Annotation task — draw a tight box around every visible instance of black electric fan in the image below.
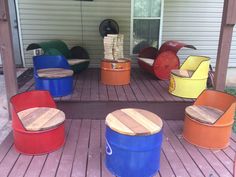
[99,19,119,38]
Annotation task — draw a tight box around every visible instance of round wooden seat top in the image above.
[17,107,65,131]
[37,68,73,78]
[185,105,224,124]
[171,69,194,78]
[105,108,163,136]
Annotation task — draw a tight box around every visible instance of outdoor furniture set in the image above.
[9,89,236,176]
[14,39,234,176]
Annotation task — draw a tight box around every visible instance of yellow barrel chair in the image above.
[169,56,210,98]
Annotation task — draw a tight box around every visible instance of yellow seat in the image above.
[169,56,210,98]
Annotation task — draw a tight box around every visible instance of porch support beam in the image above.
[214,0,236,91]
[0,0,18,114]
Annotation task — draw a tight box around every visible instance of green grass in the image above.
[225,87,236,133]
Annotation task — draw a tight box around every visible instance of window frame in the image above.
[130,0,164,55]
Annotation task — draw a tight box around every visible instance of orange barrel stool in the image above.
[183,90,236,149]
[10,90,66,155]
[101,59,131,85]
[105,108,163,177]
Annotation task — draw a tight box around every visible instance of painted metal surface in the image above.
[183,89,236,149]
[10,90,65,155]
[105,126,163,177]
[169,56,210,98]
[138,41,196,80]
[101,59,131,85]
[33,55,73,97]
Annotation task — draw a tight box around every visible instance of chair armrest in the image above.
[158,41,196,55]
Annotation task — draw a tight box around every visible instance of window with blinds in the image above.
[131,0,163,54]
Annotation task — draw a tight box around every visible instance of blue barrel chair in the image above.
[33,55,74,97]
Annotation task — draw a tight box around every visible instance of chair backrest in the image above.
[33,55,71,71]
[180,56,210,79]
[194,89,236,125]
[10,90,56,130]
[158,41,196,56]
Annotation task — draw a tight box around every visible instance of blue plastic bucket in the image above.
[105,126,163,177]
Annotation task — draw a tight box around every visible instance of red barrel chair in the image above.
[10,90,65,155]
[137,41,196,80]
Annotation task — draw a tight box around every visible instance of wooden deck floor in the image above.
[19,68,194,103]
[0,119,235,177]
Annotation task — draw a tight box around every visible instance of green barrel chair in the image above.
[27,40,90,73]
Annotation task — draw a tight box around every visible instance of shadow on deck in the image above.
[19,68,194,120]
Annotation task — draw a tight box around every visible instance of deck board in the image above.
[132,69,155,101]
[24,155,48,177]
[40,120,71,177]
[172,121,232,177]
[167,121,219,176]
[0,119,234,177]
[19,68,194,103]
[137,70,164,102]
[56,120,81,177]
[8,154,32,177]
[91,69,100,101]
[71,120,91,177]
[163,121,204,176]
[87,120,101,177]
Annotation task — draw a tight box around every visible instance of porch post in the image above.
[214,0,236,91]
[0,0,18,114]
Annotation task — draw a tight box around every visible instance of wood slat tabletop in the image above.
[106,108,163,135]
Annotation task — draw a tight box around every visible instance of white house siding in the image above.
[163,0,236,67]
[18,0,236,67]
[17,0,131,67]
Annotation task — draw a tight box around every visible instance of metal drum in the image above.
[105,108,163,177]
[100,59,131,85]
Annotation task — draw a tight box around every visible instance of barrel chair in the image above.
[33,55,74,97]
[27,40,90,73]
[169,56,210,98]
[10,90,66,155]
[183,89,236,149]
[137,41,196,80]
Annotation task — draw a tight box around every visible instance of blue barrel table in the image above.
[105,108,163,177]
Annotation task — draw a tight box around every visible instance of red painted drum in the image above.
[10,90,65,155]
[153,51,180,80]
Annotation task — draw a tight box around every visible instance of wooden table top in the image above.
[171,69,194,78]
[105,108,163,136]
[17,107,65,131]
[185,105,224,124]
[37,68,73,78]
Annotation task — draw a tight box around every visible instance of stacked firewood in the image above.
[103,34,124,60]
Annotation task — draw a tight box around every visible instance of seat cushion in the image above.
[138,57,154,66]
[185,105,224,124]
[37,68,73,78]
[17,107,65,131]
[67,59,90,66]
[171,69,194,78]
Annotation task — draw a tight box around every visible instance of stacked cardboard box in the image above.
[104,34,124,60]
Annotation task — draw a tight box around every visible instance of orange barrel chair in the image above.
[183,89,236,149]
[169,56,210,98]
[137,41,196,80]
[10,90,66,155]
